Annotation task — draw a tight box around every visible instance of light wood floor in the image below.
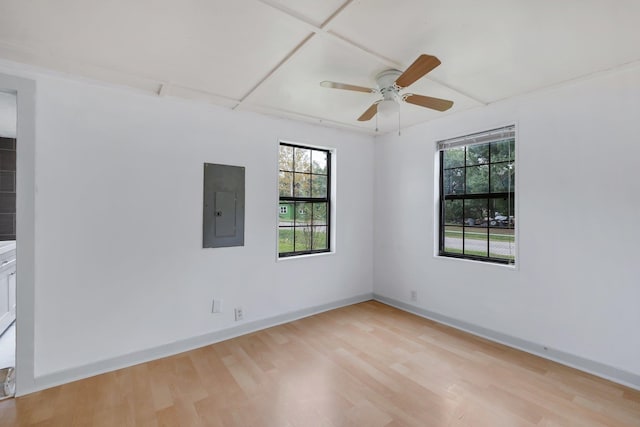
[0,301,638,426]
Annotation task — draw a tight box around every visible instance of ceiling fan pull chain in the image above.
[375,113,379,132]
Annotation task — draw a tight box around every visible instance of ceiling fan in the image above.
[320,54,453,122]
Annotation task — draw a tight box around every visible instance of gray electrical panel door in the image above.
[203,163,245,248]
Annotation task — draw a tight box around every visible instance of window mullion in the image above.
[439,150,445,253]
[463,146,467,256]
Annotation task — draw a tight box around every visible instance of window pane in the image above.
[490,162,514,193]
[466,143,489,165]
[279,145,293,171]
[278,228,294,253]
[313,203,327,225]
[444,225,463,254]
[293,173,311,197]
[294,148,311,172]
[294,227,312,252]
[444,168,464,195]
[490,228,515,261]
[489,197,514,228]
[443,199,463,225]
[464,198,487,227]
[294,202,312,225]
[312,226,328,250]
[489,197,515,228]
[439,127,515,264]
[279,171,293,197]
[279,202,294,226]
[466,165,489,194]
[443,147,465,168]
[491,139,515,162]
[312,175,327,198]
[488,196,515,260]
[464,226,488,257]
[312,150,328,174]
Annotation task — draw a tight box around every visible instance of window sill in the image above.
[277,250,335,262]
[434,254,518,270]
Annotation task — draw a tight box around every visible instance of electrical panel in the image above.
[203,163,245,248]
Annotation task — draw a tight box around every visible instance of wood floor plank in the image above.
[0,301,638,426]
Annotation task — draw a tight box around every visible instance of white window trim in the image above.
[432,123,520,269]
[275,140,337,261]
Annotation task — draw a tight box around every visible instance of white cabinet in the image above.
[8,268,15,319]
[0,259,16,336]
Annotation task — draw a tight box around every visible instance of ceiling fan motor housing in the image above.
[376,69,402,101]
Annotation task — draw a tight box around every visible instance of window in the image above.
[438,125,516,264]
[278,143,331,257]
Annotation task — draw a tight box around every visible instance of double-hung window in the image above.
[438,125,516,264]
[278,143,331,257]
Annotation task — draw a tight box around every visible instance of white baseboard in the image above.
[23,292,639,395]
[22,293,374,396]
[373,293,640,391]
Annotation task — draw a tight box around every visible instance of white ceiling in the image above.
[0,0,638,134]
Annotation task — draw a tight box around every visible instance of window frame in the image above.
[437,126,516,265]
[278,142,332,258]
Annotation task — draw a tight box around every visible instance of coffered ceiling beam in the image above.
[234,0,357,109]
[235,0,486,109]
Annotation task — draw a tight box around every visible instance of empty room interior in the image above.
[0,0,638,425]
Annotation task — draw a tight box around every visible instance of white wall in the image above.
[0,91,16,138]
[1,68,374,380]
[374,65,640,379]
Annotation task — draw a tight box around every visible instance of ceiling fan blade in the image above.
[357,103,379,121]
[403,94,453,112]
[395,55,441,88]
[320,81,376,93]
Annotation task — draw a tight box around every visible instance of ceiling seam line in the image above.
[255,0,354,33]
[318,0,355,29]
[233,32,316,109]
[236,0,356,109]
[255,0,322,32]
[0,40,244,104]
[254,0,398,67]
[425,77,488,105]
[165,83,241,104]
[484,57,640,107]
[0,40,171,89]
[251,0,483,105]
[244,103,373,133]
[320,32,402,69]
[316,31,486,104]
[322,32,487,103]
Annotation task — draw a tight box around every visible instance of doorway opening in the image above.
[0,90,17,398]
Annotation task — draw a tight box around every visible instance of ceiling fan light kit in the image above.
[319,54,454,133]
[377,99,399,116]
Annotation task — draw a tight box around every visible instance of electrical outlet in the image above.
[410,290,418,302]
[234,307,244,321]
[211,299,222,313]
